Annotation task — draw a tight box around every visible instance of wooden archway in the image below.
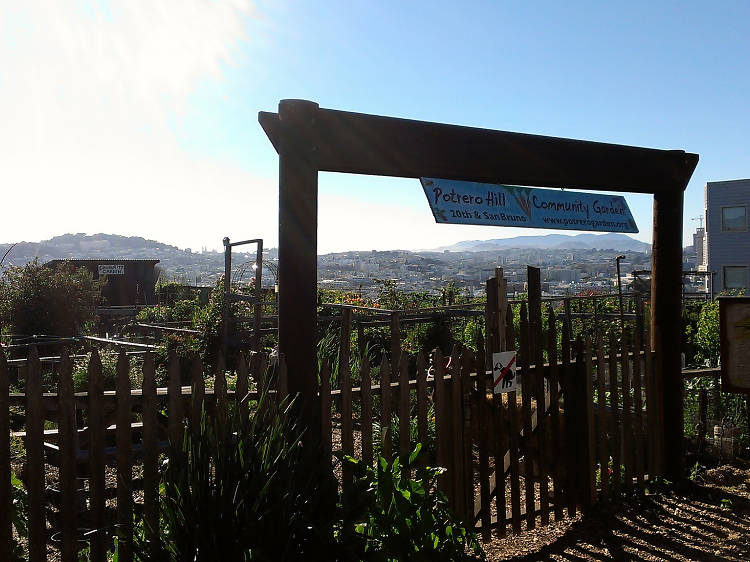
[259,100,698,480]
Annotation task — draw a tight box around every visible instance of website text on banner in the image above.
[420,178,638,233]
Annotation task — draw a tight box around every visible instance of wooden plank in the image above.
[478,373,491,540]
[390,311,401,375]
[494,389,508,537]
[486,276,498,372]
[532,305,549,525]
[632,324,645,491]
[87,350,106,562]
[278,354,289,403]
[214,351,227,426]
[26,347,46,562]
[506,305,522,534]
[116,351,133,562]
[527,266,543,369]
[191,354,205,434]
[380,354,392,462]
[462,350,475,519]
[450,346,464,517]
[496,268,507,352]
[341,309,354,485]
[620,330,634,492]
[142,352,159,550]
[547,307,565,521]
[236,351,249,420]
[608,331,621,488]
[399,351,410,461]
[320,360,332,463]
[167,350,184,448]
[0,347,12,562]
[433,349,450,499]
[58,350,78,562]
[595,336,609,495]
[583,337,596,507]
[259,103,698,194]
[519,303,536,530]
[561,315,576,517]
[416,353,428,451]
[360,357,373,466]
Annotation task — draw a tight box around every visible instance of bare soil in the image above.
[482,460,750,561]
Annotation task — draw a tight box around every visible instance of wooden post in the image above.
[527,266,542,364]
[0,348,11,562]
[142,353,159,552]
[87,351,106,562]
[58,351,77,562]
[167,350,184,447]
[341,309,353,484]
[116,351,133,562]
[278,99,320,440]
[651,189,684,480]
[26,347,45,562]
[361,357,373,466]
[223,237,231,361]
[253,239,263,352]
[496,267,507,352]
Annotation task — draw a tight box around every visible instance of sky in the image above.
[2,0,750,254]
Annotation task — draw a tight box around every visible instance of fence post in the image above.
[142,352,159,552]
[26,347,46,562]
[167,350,184,447]
[115,351,133,562]
[88,350,106,562]
[341,308,354,485]
[582,337,596,507]
[0,347,11,562]
[380,354,392,462]
[519,303,536,530]
[58,350,78,562]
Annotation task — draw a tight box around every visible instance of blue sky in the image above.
[3,1,750,252]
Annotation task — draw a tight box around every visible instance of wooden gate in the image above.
[436,268,662,539]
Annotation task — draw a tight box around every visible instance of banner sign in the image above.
[420,178,638,233]
[98,264,125,275]
[492,351,518,394]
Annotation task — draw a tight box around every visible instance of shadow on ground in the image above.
[499,481,750,562]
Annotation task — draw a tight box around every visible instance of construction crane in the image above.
[691,215,704,229]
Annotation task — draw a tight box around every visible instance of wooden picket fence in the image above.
[320,279,662,540]
[0,346,287,562]
[0,274,663,559]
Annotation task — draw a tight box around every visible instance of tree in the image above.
[0,259,101,338]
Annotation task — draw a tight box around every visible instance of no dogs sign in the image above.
[492,351,518,394]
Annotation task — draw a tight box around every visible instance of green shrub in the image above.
[0,259,100,339]
[134,392,342,561]
[340,445,484,561]
[11,472,28,561]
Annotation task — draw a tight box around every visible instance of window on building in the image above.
[721,206,746,231]
[724,266,748,290]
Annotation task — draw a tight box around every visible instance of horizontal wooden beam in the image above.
[259,102,698,194]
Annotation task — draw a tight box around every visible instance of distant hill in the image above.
[0,233,177,263]
[433,233,650,253]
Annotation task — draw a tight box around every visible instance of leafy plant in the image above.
[11,472,28,561]
[133,391,342,561]
[340,445,484,561]
[0,259,100,339]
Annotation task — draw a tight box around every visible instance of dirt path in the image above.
[482,462,750,561]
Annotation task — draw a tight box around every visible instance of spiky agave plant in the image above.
[134,388,342,561]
